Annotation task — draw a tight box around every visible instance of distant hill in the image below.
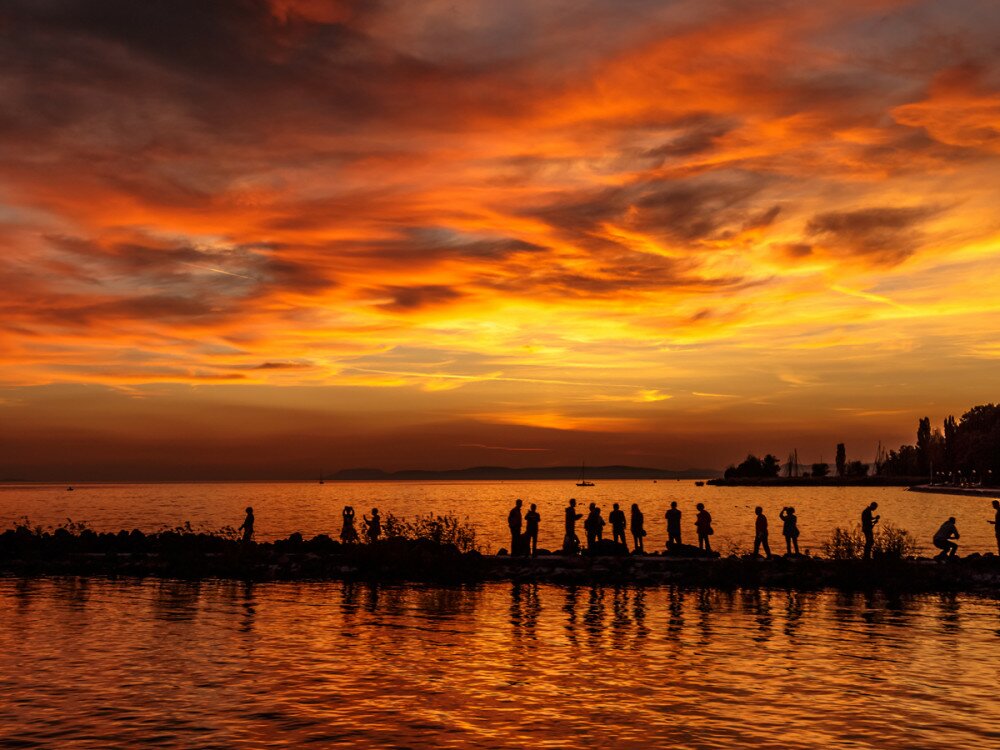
[332,465,719,481]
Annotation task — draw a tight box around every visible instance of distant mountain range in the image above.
[331,465,719,481]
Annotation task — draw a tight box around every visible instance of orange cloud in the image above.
[3,0,1000,477]
[893,64,1000,152]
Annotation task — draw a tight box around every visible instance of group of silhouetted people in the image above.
[507,498,729,556]
[237,504,383,545]
[506,498,792,557]
[340,505,382,544]
[236,495,1000,560]
[502,497,1000,560]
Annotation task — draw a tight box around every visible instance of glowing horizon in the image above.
[3,0,1000,480]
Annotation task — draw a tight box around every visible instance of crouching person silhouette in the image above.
[933,517,959,560]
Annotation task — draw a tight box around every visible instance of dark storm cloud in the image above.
[805,205,943,264]
[375,284,464,311]
[742,205,782,231]
[475,250,762,300]
[349,228,547,264]
[640,115,739,164]
[251,361,314,370]
[46,234,335,296]
[0,0,542,160]
[30,294,220,326]
[778,242,814,259]
[530,174,775,248]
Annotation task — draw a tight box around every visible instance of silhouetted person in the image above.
[584,503,605,548]
[695,503,713,552]
[780,506,800,555]
[508,499,523,554]
[609,503,627,546]
[525,503,541,556]
[341,506,359,543]
[990,500,1000,555]
[933,517,959,560]
[564,498,582,554]
[631,503,645,553]
[665,502,682,547]
[753,506,771,559]
[365,507,381,543]
[861,502,880,560]
[239,506,255,544]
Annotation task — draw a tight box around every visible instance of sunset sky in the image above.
[3,0,1000,480]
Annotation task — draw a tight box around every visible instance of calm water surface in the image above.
[1,579,999,749]
[2,480,998,555]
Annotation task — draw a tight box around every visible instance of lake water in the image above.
[2,481,998,556]
[1,578,999,749]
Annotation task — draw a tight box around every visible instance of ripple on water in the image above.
[1,580,999,749]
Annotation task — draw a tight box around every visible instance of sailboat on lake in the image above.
[576,463,595,487]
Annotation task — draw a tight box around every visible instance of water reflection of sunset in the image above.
[2,580,998,748]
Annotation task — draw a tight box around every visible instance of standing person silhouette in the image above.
[695,503,713,553]
[340,506,359,543]
[630,503,645,553]
[753,506,771,559]
[238,506,255,544]
[665,501,682,548]
[564,498,582,554]
[584,503,605,549]
[780,507,800,555]
[508,499,524,555]
[990,500,1000,555]
[525,503,541,556]
[933,517,959,560]
[365,507,381,543]
[609,503,627,547]
[861,502,880,560]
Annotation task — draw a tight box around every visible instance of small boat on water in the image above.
[576,463,595,487]
[695,481,705,487]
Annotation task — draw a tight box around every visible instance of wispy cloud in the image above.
[2,0,1000,475]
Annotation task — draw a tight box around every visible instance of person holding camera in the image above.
[779,506,800,556]
[861,502,880,560]
[340,505,359,543]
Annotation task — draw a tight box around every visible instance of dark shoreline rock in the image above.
[3,527,1000,594]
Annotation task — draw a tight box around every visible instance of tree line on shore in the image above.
[723,402,1000,483]
[877,403,1000,482]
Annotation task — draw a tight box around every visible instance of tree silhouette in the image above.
[835,443,846,478]
[917,416,932,475]
[811,462,830,478]
[724,453,782,479]
[877,404,1000,482]
[943,414,957,473]
[846,460,869,477]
